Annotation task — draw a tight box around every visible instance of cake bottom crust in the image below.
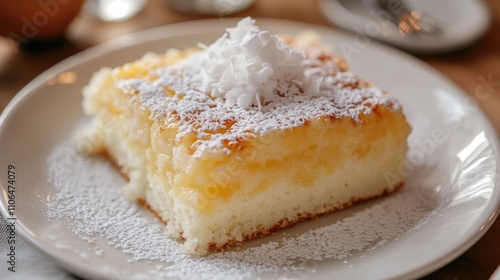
[138,179,404,253]
[214,181,405,251]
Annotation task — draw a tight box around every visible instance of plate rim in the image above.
[0,17,499,280]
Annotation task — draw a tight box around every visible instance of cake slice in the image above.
[80,17,411,255]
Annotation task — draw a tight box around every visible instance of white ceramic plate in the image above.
[0,19,499,280]
[319,0,491,53]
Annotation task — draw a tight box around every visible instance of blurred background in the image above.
[0,0,498,279]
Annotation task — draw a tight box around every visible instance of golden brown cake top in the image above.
[117,18,402,157]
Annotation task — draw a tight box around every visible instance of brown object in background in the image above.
[0,0,84,43]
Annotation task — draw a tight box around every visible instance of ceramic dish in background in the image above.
[319,0,491,53]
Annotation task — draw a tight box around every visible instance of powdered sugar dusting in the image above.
[45,135,443,279]
[116,18,401,157]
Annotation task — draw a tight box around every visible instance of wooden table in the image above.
[0,0,498,279]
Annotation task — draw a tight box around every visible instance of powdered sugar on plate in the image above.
[45,116,447,280]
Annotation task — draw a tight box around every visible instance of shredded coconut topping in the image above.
[116,17,401,157]
[197,17,314,109]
